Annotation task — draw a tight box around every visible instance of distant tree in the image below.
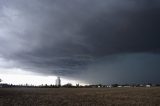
[155,84,160,86]
[112,84,119,87]
[63,83,73,88]
[76,84,79,87]
[0,78,2,82]
[25,83,28,86]
[45,84,48,87]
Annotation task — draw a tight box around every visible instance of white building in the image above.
[55,76,61,86]
[118,86,122,88]
[146,85,151,88]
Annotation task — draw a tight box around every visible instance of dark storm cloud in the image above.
[78,53,160,84]
[0,0,160,83]
[82,3,160,56]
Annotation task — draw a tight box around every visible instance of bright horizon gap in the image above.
[0,68,87,86]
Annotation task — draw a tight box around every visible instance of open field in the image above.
[0,88,160,106]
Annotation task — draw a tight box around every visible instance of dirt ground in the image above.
[0,87,160,106]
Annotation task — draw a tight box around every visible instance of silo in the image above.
[55,76,61,86]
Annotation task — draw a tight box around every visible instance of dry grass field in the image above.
[0,87,160,106]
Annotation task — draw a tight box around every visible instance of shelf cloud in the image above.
[0,0,160,84]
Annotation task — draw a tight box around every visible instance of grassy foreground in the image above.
[0,87,160,106]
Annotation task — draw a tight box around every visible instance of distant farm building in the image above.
[146,85,151,88]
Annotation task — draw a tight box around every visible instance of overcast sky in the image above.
[0,0,160,84]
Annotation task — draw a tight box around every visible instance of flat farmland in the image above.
[0,87,160,106]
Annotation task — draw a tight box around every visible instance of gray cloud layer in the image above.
[0,0,160,84]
